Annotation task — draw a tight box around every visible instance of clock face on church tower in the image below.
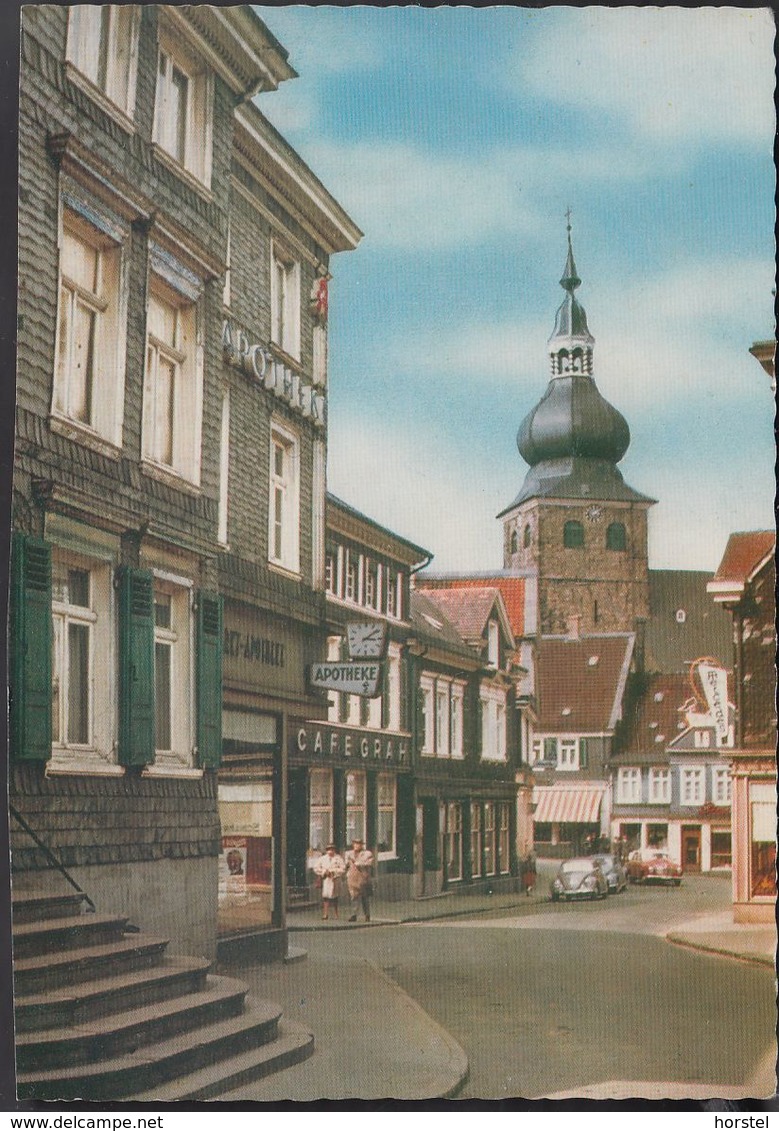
[586,505,603,522]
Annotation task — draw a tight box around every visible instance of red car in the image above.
[626,848,683,886]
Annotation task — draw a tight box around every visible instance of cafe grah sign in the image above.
[293,722,409,766]
[223,319,325,427]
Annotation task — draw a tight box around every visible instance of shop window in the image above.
[142,285,202,484]
[498,803,511,874]
[534,823,552,843]
[484,802,497,877]
[470,803,483,878]
[270,241,301,359]
[564,520,584,549]
[154,31,212,186]
[54,214,125,447]
[711,830,732,868]
[649,767,671,803]
[309,768,333,855]
[750,783,777,897]
[268,422,300,573]
[713,767,731,804]
[377,773,396,857]
[617,767,642,804]
[151,580,193,773]
[446,802,463,882]
[680,767,704,805]
[66,5,139,119]
[49,553,114,774]
[606,522,627,551]
[345,771,366,844]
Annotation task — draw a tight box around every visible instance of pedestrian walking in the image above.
[345,838,374,921]
[313,843,345,921]
[521,850,537,896]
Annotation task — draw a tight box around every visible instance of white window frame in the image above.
[420,676,435,755]
[218,388,230,545]
[558,738,578,771]
[387,644,402,732]
[147,574,195,776]
[435,683,450,758]
[694,729,711,749]
[268,420,300,574]
[480,685,508,762]
[377,773,397,859]
[680,766,705,806]
[66,5,139,122]
[326,636,341,723]
[531,738,542,766]
[49,552,118,776]
[325,549,338,596]
[142,281,203,486]
[153,28,213,187]
[649,767,671,804]
[309,768,333,855]
[487,620,499,667]
[450,683,464,759]
[617,767,642,804]
[345,770,366,844]
[712,767,732,805]
[270,241,301,360]
[53,212,127,451]
[446,802,463,882]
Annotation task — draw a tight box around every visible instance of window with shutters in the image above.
[49,552,116,774]
[269,421,300,573]
[142,283,202,485]
[66,5,139,122]
[10,536,53,763]
[196,592,222,769]
[153,28,213,187]
[53,213,126,450]
[148,578,194,775]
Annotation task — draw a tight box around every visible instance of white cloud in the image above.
[517,8,775,148]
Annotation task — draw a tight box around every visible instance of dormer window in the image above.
[487,620,499,667]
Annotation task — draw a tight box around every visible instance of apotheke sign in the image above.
[222,319,325,426]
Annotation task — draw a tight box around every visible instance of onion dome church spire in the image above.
[500,218,653,513]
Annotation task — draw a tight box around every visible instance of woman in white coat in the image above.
[314,843,346,920]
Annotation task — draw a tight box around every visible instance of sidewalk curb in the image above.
[666,932,776,968]
[364,958,469,1099]
[288,897,531,932]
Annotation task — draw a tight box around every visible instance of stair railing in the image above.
[10,803,97,914]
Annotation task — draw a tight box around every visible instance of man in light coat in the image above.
[345,838,374,922]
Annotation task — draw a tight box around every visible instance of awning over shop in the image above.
[533,784,605,825]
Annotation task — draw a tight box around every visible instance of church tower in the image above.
[499,222,655,636]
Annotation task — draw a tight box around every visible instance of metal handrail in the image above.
[10,803,97,913]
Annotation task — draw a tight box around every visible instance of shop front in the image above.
[218,600,325,959]
[288,720,415,902]
[729,750,777,923]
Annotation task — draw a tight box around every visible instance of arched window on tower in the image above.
[523,524,532,548]
[510,529,518,555]
[563,520,584,549]
[606,522,627,551]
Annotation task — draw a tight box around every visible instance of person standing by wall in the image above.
[314,843,345,921]
[345,839,374,922]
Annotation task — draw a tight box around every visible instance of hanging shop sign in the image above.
[691,658,730,742]
[308,661,382,697]
[294,722,408,765]
[222,319,325,427]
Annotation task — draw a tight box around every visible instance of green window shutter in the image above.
[196,590,223,768]
[380,660,389,729]
[118,567,155,766]
[360,695,370,727]
[10,533,52,761]
[474,692,483,756]
[399,653,408,731]
[579,738,589,770]
[339,637,349,722]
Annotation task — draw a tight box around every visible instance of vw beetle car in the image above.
[626,847,683,886]
[591,853,628,894]
[550,857,609,901]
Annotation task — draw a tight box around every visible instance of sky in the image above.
[254,5,776,573]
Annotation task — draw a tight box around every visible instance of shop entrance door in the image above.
[682,825,702,872]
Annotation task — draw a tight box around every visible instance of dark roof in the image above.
[711,531,775,587]
[498,456,656,514]
[409,591,478,661]
[614,673,693,763]
[644,569,732,674]
[326,493,431,565]
[415,575,526,637]
[536,633,634,733]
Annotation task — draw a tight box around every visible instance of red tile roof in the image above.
[712,531,775,586]
[536,634,634,733]
[415,586,502,643]
[415,575,525,636]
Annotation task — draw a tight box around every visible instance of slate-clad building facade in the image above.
[11,4,359,960]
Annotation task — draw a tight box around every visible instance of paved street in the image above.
[223,872,776,1101]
